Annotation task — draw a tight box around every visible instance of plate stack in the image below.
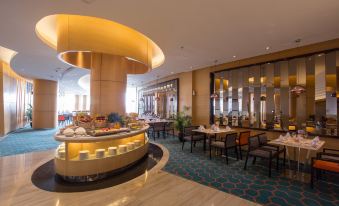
[133,140,141,147]
[108,147,118,156]
[127,142,135,151]
[95,149,105,158]
[79,150,90,160]
[118,145,127,154]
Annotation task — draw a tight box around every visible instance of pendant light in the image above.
[290,39,306,96]
[155,75,160,101]
[211,60,219,99]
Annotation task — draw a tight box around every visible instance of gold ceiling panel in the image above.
[36,14,165,73]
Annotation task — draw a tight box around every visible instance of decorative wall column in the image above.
[74,95,80,111]
[82,95,88,110]
[32,79,57,129]
[90,53,127,115]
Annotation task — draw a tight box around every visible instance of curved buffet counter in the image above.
[54,125,150,182]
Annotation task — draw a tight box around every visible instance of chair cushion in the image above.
[313,160,339,173]
[320,155,339,163]
[249,149,277,158]
[210,141,225,148]
[184,135,204,141]
[261,145,279,151]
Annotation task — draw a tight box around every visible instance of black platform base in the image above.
[31,143,163,193]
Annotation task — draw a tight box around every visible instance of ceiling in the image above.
[1,0,339,94]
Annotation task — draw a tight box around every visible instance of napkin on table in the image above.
[311,136,320,147]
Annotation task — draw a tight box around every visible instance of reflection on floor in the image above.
[0,127,58,157]
[0,145,259,206]
[156,136,339,206]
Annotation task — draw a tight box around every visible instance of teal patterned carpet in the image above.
[0,129,338,206]
[155,136,339,206]
[0,127,58,157]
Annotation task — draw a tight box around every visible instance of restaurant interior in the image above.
[0,1,338,206]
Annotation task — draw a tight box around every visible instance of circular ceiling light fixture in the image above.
[36,14,165,72]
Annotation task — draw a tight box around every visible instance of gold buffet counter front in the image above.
[54,125,149,182]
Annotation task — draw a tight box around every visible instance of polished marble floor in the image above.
[0,143,259,206]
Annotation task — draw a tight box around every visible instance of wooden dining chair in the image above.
[311,148,339,188]
[209,132,239,164]
[152,122,166,141]
[182,126,205,153]
[257,133,286,168]
[244,135,280,177]
[236,131,250,160]
[164,122,175,138]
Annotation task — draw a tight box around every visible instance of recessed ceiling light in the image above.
[318,54,323,57]
[266,46,270,50]
[267,62,271,64]
[190,66,193,69]
[171,72,174,74]
[233,55,236,58]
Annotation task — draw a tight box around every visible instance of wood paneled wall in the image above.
[0,62,30,136]
[33,79,57,129]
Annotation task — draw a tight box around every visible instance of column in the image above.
[32,79,58,129]
[90,53,127,115]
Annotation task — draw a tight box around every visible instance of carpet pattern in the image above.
[0,127,58,157]
[155,136,339,206]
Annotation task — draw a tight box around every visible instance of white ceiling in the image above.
[1,0,339,94]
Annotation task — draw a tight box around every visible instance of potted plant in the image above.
[107,112,123,129]
[174,106,192,142]
[25,104,33,127]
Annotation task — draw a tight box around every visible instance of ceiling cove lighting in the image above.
[36,14,165,71]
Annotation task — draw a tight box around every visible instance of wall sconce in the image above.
[192,90,196,96]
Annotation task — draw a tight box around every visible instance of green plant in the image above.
[174,106,192,132]
[107,112,123,124]
[25,104,33,121]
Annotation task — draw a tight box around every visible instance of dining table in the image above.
[269,136,325,173]
[192,128,236,151]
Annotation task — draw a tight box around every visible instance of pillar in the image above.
[32,79,57,129]
[90,53,127,115]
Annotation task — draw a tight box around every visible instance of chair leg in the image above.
[190,141,193,153]
[239,145,242,160]
[316,170,321,180]
[252,157,256,165]
[182,141,185,150]
[269,158,272,177]
[283,149,286,167]
[235,146,239,160]
[244,153,249,170]
[225,148,228,165]
[310,163,314,188]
